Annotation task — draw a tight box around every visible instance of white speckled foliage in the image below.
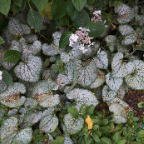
[0,82,26,108]
[111,52,135,77]
[32,80,60,108]
[66,88,99,108]
[64,113,84,135]
[114,4,134,24]
[109,103,127,124]
[125,60,144,90]
[14,54,42,82]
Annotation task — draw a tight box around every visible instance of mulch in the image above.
[124,89,144,123]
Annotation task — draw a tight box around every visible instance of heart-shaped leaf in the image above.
[14,55,42,82]
[102,85,117,102]
[64,113,84,135]
[105,72,123,91]
[125,60,144,90]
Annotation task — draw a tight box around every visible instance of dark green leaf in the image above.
[50,19,62,29]
[66,0,79,21]
[68,106,79,118]
[94,130,102,137]
[72,0,87,11]
[138,130,144,138]
[3,50,21,63]
[0,36,5,45]
[59,31,73,48]
[93,124,99,131]
[27,9,43,33]
[118,139,127,144]
[115,124,123,131]
[51,136,64,144]
[0,0,11,17]
[2,71,14,86]
[32,0,48,13]
[80,104,86,117]
[101,137,112,144]
[51,0,67,20]
[92,133,100,142]
[86,104,95,115]
[85,21,106,37]
[100,119,108,125]
[73,9,90,28]
[85,136,93,144]
[59,15,69,26]
[13,0,23,7]
[44,58,50,67]
[33,129,39,136]
[87,0,95,5]
[113,132,122,143]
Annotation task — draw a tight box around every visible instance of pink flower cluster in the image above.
[69,27,95,53]
[91,10,106,24]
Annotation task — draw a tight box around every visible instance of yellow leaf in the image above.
[40,2,53,20]
[85,115,93,130]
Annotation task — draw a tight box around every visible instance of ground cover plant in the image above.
[0,0,144,143]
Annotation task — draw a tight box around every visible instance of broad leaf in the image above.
[2,71,14,86]
[51,0,67,20]
[64,113,84,135]
[59,31,73,48]
[0,0,11,16]
[32,0,48,13]
[85,21,106,37]
[3,50,21,63]
[72,0,87,11]
[14,55,42,82]
[73,9,90,28]
[0,82,26,108]
[66,0,79,21]
[27,9,43,33]
[13,0,23,7]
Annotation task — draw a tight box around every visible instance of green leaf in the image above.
[0,0,11,17]
[100,119,108,125]
[73,9,90,28]
[93,124,99,131]
[92,133,100,142]
[72,0,87,11]
[51,136,64,144]
[3,50,21,63]
[2,71,14,86]
[13,0,23,7]
[0,36,5,45]
[101,137,112,144]
[137,101,144,108]
[44,58,50,67]
[86,105,95,115]
[66,0,79,21]
[68,106,79,118]
[85,21,106,37]
[80,104,86,117]
[113,132,122,143]
[118,139,126,144]
[27,9,43,33]
[51,0,67,20]
[87,0,95,5]
[85,136,93,144]
[59,15,69,26]
[59,31,73,48]
[32,0,48,13]
[138,130,144,138]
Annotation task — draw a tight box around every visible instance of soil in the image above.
[95,90,144,123]
[124,89,144,123]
